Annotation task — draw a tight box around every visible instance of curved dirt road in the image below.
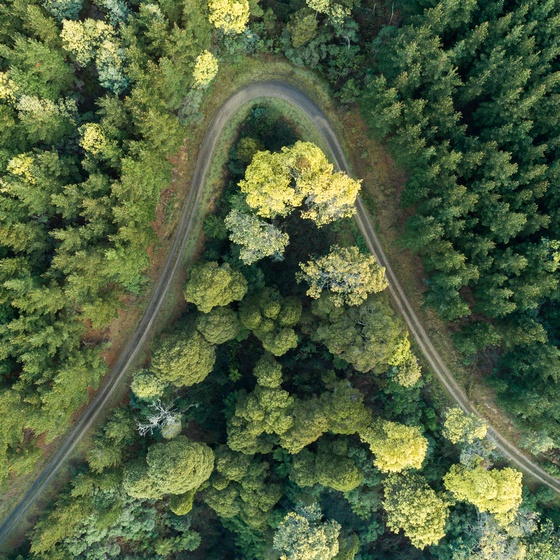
[1,80,559,546]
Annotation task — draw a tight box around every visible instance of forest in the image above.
[0,0,559,558]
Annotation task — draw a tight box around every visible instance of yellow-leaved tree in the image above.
[297,245,387,307]
[208,0,250,35]
[443,464,523,526]
[239,141,361,225]
[193,50,219,88]
[383,473,449,550]
[360,419,428,472]
[442,406,488,445]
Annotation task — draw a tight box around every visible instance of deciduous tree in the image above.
[184,261,247,313]
[151,326,216,387]
[225,209,290,265]
[192,50,218,88]
[444,464,523,526]
[196,307,240,345]
[311,293,405,374]
[208,0,250,35]
[239,288,301,356]
[360,419,428,472]
[273,503,341,560]
[442,406,488,445]
[383,473,449,550]
[297,245,387,307]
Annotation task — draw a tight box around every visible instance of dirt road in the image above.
[1,80,558,547]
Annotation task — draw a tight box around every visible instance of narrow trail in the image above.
[1,80,558,546]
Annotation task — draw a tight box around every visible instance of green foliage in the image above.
[319,376,371,435]
[169,488,196,516]
[444,464,523,526]
[273,502,341,560]
[291,439,363,492]
[86,407,136,474]
[43,0,82,21]
[360,419,428,473]
[239,141,360,225]
[204,447,282,529]
[279,397,328,454]
[228,384,295,454]
[196,306,241,344]
[442,406,488,445]
[360,0,560,426]
[311,293,407,374]
[208,0,250,35]
[125,436,214,499]
[239,287,301,355]
[288,8,318,48]
[252,352,283,388]
[151,324,216,387]
[297,245,387,307]
[383,473,449,550]
[193,49,219,87]
[225,209,290,264]
[130,369,166,400]
[184,261,248,313]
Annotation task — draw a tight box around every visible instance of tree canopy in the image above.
[273,503,341,560]
[184,261,247,313]
[360,419,428,473]
[297,245,387,307]
[383,473,449,550]
[151,325,216,387]
[444,464,523,526]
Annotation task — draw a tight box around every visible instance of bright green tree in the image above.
[151,326,216,387]
[443,464,523,526]
[360,419,428,473]
[280,398,328,454]
[147,436,214,495]
[383,473,449,550]
[311,293,405,374]
[319,377,371,435]
[124,436,214,499]
[208,0,250,34]
[239,288,301,356]
[297,245,387,307]
[239,142,360,226]
[225,209,290,265]
[204,448,282,529]
[184,261,247,313]
[196,307,240,345]
[228,385,295,454]
[130,369,165,400]
[291,439,363,492]
[252,352,283,388]
[238,148,301,219]
[273,503,341,560]
[60,19,113,66]
[442,406,488,445]
[193,50,218,88]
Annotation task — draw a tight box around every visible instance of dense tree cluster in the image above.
[3,1,560,558]
[361,0,560,435]
[225,141,361,264]
[0,0,216,483]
